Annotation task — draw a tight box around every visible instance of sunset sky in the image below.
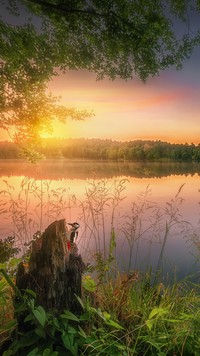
[1,47,199,145]
[46,8,200,145]
[46,52,200,144]
[1,4,200,145]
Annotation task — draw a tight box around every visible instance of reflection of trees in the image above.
[0,160,200,180]
[0,142,20,158]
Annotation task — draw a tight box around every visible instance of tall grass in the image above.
[0,177,200,354]
[88,271,200,355]
[78,179,127,261]
[0,178,77,253]
[119,184,161,272]
[0,177,198,277]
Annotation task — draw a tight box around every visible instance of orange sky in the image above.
[44,61,200,144]
[1,51,200,144]
[0,1,200,145]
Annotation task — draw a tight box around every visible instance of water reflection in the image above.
[0,160,200,282]
[0,159,200,180]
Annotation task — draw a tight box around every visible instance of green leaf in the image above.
[25,289,37,299]
[17,333,40,348]
[82,275,97,292]
[180,312,194,320]
[146,319,154,330]
[103,311,111,321]
[78,326,87,339]
[109,228,116,255]
[32,306,46,327]
[61,310,79,322]
[27,298,35,310]
[27,348,39,356]
[0,319,17,332]
[2,350,13,356]
[35,327,46,338]
[0,268,21,297]
[79,312,90,321]
[145,338,162,352]
[53,317,61,330]
[8,257,22,269]
[61,332,75,351]
[75,295,85,310]
[42,349,58,356]
[162,318,180,323]
[24,313,35,323]
[149,307,167,319]
[107,319,125,330]
[0,263,7,269]
[68,326,77,334]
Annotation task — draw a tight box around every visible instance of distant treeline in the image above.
[1,138,200,161]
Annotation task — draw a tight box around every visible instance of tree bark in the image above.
[16,219,85,314]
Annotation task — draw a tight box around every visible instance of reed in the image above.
[0,178,199,354]
[0,178,197,276]
[0,178,77,253]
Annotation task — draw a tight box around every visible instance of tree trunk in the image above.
[16,219,85,314]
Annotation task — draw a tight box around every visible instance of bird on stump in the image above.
[67,222,80,244]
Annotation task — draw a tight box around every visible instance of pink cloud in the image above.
[135,89,193,109]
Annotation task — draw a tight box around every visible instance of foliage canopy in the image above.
[0,0,200,149]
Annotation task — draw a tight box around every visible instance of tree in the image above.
[1,0,200,148]
[0,74,92,160]
[7,0,200,78]
[0,3,93,153]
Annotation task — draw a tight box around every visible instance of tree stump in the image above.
[16,219,85,315]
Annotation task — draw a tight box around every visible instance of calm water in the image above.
[0,159,200,282]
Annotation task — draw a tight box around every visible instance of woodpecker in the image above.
[67,222,80,244]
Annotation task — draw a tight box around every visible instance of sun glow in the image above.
[1,63,200,144]
[43,68,200,144]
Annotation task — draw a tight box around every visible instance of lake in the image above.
[0,159,200,283]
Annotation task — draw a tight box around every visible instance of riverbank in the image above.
[1,254,200,355]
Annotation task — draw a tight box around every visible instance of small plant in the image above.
[82,269,200,355]
[0,238,22,349]
[0,236,21,264]
[1,263,200,355]
[1,269,129,356]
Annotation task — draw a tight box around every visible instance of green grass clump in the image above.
[0,261,200,355]
[88,271,200,355]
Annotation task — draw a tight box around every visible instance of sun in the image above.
[40,120,74,140]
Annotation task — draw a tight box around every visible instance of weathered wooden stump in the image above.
[16,219,85,315]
